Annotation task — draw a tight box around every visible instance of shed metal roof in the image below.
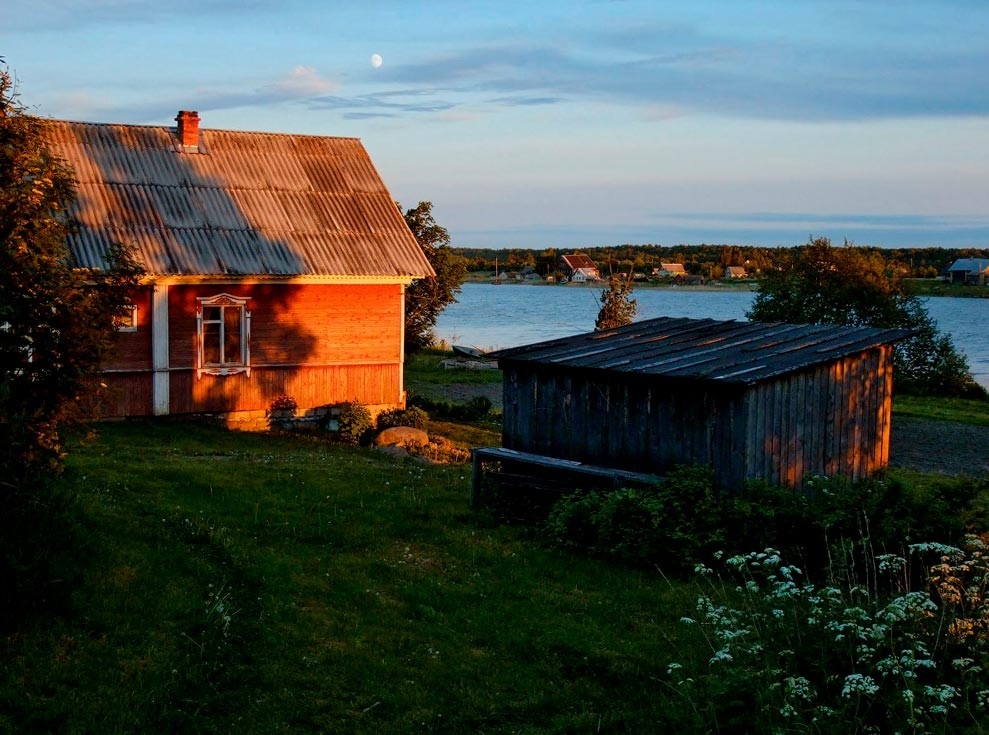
[46,118,435,279]
[489,317,913,386]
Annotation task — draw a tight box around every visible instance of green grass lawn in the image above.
[1,421,695,734]
[893,394,989,427]
[5,387,985,733]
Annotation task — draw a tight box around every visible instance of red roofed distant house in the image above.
[559,253,601,282]
[654,262,687,278]
[725,266,748,279]
[49,110,434,426]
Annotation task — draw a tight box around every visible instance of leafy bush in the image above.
[546,466,723,571]
[376,406,429,431]
[333,401,373,446]
[749,237,985,398]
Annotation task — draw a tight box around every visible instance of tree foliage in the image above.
[402,201,466,352]
[748,237,984,397]
[1,64,143,614]
[595,270,638,331]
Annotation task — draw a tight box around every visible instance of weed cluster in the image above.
[544,469,989,579]
[665,540,989,732]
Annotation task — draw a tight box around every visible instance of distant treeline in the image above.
[454,244,989,280]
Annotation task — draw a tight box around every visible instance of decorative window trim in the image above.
[195,293,251,378]
[114,304,139,332]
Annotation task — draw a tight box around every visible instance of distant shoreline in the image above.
[460,276,989,298]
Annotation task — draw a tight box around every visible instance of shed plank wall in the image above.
[502,344,895,492]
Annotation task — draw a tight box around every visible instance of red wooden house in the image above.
[48,111,434,425]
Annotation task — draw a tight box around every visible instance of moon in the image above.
[370,53,383,69]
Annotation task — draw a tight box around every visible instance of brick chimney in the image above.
[175,110,200,147]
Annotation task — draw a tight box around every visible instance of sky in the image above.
[3,0,988,250]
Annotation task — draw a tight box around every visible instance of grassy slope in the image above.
[4,361,985,733]
[1,422,692,734]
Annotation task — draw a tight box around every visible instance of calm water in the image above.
[436,283,989,388]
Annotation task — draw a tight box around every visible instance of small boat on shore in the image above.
[452,345,487,360]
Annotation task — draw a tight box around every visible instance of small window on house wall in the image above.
[196,294,251,378]
[114,305,138,332]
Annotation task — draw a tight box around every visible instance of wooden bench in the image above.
[470,446,663,509]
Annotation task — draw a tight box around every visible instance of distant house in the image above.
[725,266,748,279]
[569,267,599,283]
[49,110,433,424]
[946,259,989,285]
[655,262,687,277]
[489,317,912,492]
[559,254,601,281]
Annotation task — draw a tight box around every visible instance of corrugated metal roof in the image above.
[561,253,598,270]
[47,118,435,279]
[489,317,914,386]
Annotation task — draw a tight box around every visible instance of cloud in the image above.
[266,66,336,96]
[305,90,457,117]
[76,66,339,124]
[351,14,989,123]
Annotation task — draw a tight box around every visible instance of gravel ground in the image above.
[428,381,988,477]
[889,417,989,476]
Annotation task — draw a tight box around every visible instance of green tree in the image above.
[402,201,466,352]
[748,237,984,397]
[595,270,638,331]
[1,63,143,614]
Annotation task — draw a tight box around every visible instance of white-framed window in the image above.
[114,304,138,332]
[196,293,251,378]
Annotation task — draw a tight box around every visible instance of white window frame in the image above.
[196,293,251,378]
[114,304,139,332]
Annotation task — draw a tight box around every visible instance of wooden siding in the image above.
[97,373,154,417]
[168,364,402,414]
[96,282,405,417]
[502,367,746,481]
[168,283,402,368]
[104,286,153,371]
[501,344,896,492]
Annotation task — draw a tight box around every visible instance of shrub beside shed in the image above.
[487,317,912,493]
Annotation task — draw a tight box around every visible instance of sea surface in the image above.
[435,283,989,389]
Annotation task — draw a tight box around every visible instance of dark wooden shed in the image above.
[489,317,912,492]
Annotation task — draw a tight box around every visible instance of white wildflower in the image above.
[842,673,880,698]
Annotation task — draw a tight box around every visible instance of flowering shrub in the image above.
[666,541,989,733]
[268,394,298,412]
